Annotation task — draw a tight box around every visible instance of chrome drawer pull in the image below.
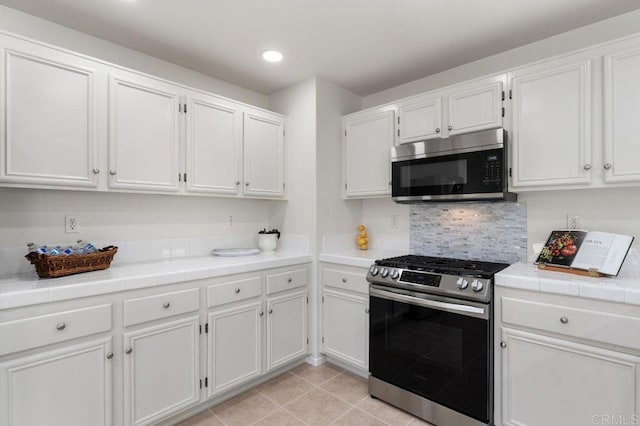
[342,278,347,283]
[560,316,569,324]
[235,288,241,293]
[125,347,132,355]
[287,278,293,283]
[106,352,114,359]
[163,302,170,309]
[500,341,507,348]
[56,323,66,331]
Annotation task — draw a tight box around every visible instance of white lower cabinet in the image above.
[0,337,112,426]
[207,301,262,397]
[496,287,640,426]
[123,316,200,426]
[266,291,307,371]
[322,289,368,370]
[320,263,370,371]
[501,328,640,426]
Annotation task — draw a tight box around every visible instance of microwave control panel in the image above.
[483,154,502,185]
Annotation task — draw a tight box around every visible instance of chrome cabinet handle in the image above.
[92,168,100,174]
[560,316,569,324]
[500,341,507,348]
[106,352,114,359]
[109,170,116,175]
[447,125,453,131]
[236,181,240,185]
[365,308,370,314]
[56,323,66,331]
[583,164,592,171]
[260,311,264,316]
[163,302,170,309]
[604,163,612,170]
[342,278,347,283]
[268,309,273,314]
[287,278,292,283]
[235,288,240,293]
[435,128,440,133]
[245,182,250,186]
[125,347,133,355]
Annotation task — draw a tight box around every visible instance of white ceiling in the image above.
[1,0,639,96]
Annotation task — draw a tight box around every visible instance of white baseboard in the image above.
[305,354,327,366]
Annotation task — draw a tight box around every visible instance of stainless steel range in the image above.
[366,255,510,426]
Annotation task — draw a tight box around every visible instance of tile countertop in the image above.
[495,256,640,306]
[0,251,312,310]
[319,249,407,269]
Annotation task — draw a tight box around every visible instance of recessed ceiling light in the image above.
[262,50,283,63]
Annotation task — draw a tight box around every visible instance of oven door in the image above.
[369,285,492,423]
[391,148,506,201]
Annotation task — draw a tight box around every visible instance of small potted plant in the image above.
[258,228,280,251]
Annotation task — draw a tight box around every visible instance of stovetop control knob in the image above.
[456,277,468,290]
[380,268,389,278]
[369,266,379,276]
[471,280,484,292]
[391,269,400,280]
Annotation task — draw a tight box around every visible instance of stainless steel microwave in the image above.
[391,128,517,202]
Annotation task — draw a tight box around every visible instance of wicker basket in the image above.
[25,246,118,278]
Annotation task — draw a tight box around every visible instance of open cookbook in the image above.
[535,230,634,276]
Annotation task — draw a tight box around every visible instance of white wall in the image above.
[316,78,362,251]
[0,4,269,107]
[359,9,640,257]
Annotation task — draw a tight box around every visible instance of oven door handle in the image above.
[370,287,489,320]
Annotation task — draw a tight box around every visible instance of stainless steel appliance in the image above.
[367,255,510,426]
[391,128,516,203]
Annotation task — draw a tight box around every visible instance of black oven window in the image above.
[369,295,490,423]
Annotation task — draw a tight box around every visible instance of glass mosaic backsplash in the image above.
[410,202,527,264]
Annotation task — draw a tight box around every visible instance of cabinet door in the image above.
[123,316,200,426]
[322,289,368,370]
[509,58,592,188]
[243,109,285,197]
[397,95,442,144]
[0,48,99,187]
[0,337,112,426]
[603,46,640,184]
[448,79,503,135]
[207,301,262,397]
[501,328,640,426]
[343,108,395,197]
[185,93,242,194]
[108,72,181,192]
[266,291,307,371]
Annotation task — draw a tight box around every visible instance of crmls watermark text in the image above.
[592,414,640,425]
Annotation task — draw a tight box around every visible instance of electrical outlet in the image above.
[391,214,399,229]
[65,215,80,233]
[567,214,580,230]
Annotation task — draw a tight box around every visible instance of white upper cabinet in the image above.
[108,72,181,192]
[509,55,592,188]
[397,94,442,144]
[603,45,640,184]
[447,78,504,135]
[343,106,395,198]
[0,40,99,188]
[243,109,286,197]
[185,92,242,195]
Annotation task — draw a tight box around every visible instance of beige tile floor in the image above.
[178,363,433,426]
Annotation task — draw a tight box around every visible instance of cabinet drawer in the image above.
[322,268,368,295]
[208,277,262,308]
[266,268,308,294]
[0,304,112,356]
[124,288,199,327]
[502,297,640,350]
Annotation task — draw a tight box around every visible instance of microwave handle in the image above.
[370,287,488,320]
